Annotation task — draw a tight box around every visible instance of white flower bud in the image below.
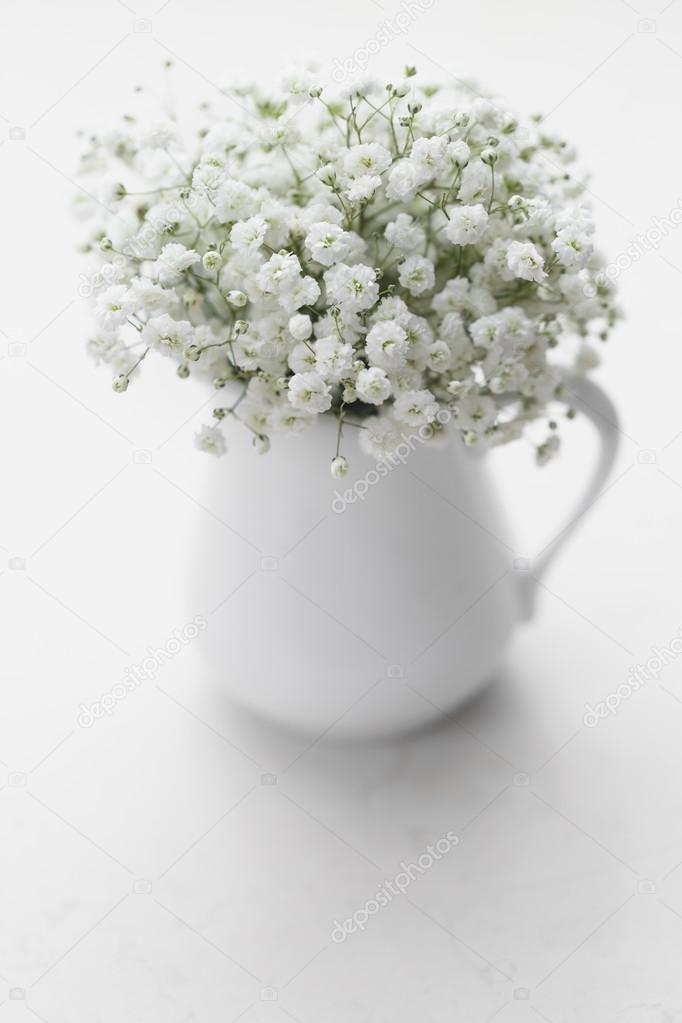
[253,434,271,454]
[226,290,247,308]
[316,164,336,186]
[330,455,349,479]
[288,313,313,341]
[202,250,222,272]
[112,374,129,393]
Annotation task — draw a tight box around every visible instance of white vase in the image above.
[187,375,619,741]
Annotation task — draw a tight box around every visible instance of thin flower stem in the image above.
[122,346,149,380]
[487,164,495,213]
[334,405,346,458]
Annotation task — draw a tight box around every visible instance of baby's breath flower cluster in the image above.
[79,66,618,471]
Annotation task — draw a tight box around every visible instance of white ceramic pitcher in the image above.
[187,374,619,740]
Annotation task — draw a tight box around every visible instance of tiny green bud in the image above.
[212,407,228,420]
[185,345,202,362]
[99,237,113,251]
[112,374,129,393]
[233,319,248,336]
[177,363,190,379]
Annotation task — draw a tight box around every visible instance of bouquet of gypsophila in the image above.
[79,65,618,477]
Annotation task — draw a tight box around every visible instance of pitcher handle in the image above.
[517,373,621,620]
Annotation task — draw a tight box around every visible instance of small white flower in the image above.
[342,142,392,179]
[315,335,354,382]
[324,263,379,313]
[288,341,317,373]
[386,160,420,201]
[393,388,439,427]
[410,136,448,181]
[213,180,259,222]
[282,65,322,101]
[288,371,332,414]
[142,314,194,358]
[279,274,321,314]
[446,139,470,168]
[304,222,351,267]
[399,255,435,296]
[256,251,302,293]
[426,340,452,372]
[231,215,268,251]
[195,424,227,456]
[443,204,489,246]
[551,224,593,269]
[506,241,547,283]
[356,366,392,405]
[365,319,409,370]
[384,213,425,252]
[95,285,134,330]
[358,414,404,459]
[153,243,200,286]
[345,174,382,202]
[456,393,497,433]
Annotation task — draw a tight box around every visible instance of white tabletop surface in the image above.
[1,1,682,1020]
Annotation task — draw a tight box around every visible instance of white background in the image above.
[1,0,682,1020]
